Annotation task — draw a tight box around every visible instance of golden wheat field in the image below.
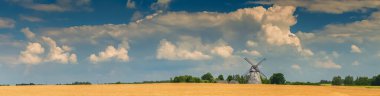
[0,83,379,96]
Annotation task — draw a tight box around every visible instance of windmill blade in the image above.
[244,57,255,66]
[255,68,266,78]
[254,67,261,73]
[255,58,266,66]
[260,72,267,79]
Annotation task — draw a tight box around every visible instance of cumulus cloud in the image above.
[241,49,261,56]
[351,44,362,53]
[295,11,380,63]
[315,59,341,69]
[44,5,307,51]
[156,35,239,60]
[250,0,380,14]
[19,42,44,64]
[42,37,77,64]
[260,24,299,47]
[89,45,130,63]
[20,15,43,22]
[8,0,92,12]
[126,0,136,9]
[17,27,77,65]
[21,27,36,39]
[296,31,316,41]
[211,45,234,58]
[246,40,257,47]
[156,39,211,60]
[0,17,15,28]
[314,11,380,43]
[69,54,77,63]
[40,5,314,63]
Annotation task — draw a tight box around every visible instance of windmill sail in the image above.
[244,57,266,84]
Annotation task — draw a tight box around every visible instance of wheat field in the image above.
[0,83,379,96]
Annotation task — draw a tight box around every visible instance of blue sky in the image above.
[0,0,380,84]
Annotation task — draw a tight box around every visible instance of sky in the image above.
[0,0,380,84]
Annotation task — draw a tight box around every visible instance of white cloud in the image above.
[69,54,77,64]
[156,36,236,60]
[62,45,72,51]
[43,5,302,49]
[89,45,130,63]
[308,11,380,43]
[260,24,300,48]
[246,40,257,47]
[126,0,136,9]
[300,48,314,57]
[17,28,77,65]
[19,42,44,64]
[250,0,380,14]
[351,44,362,53]
[41,5,313,62]
[131,11,143,21]
[291,64,301,70]
[0,17,15,28]
[8,0,92,12]
[296,31,315,41]
[150,0,171,11]
[156,39,211,60]
[20,15,43,22]
[21,27,36,39]
[241,49,261,56]
[315,59,341,69]
[211,45,234,58]
[42,36,77,64]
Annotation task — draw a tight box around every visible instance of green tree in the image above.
[269,73,286,84]
[226,75,233,82]
[201,72,214,83]
[319,80,331,84]
[239,75,249,84]
[354,77,370,86]
[261,76,270,84]
[172,75,202,83]
[344,76,354,86]
[371,74,380,86]
[193,77,201,83]
[332,76,343,86]
[217,75,224,80]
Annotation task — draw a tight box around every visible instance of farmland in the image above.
[0,83,379,96]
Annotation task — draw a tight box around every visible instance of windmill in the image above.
[244,57,266,84]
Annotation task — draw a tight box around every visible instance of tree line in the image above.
[170,72,380,86]
[170,72,286,84]
[330,74,380,86]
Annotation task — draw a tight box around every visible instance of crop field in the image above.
[0,83,379,96]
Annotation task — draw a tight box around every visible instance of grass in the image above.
[365,86,380,89]
[320,84,332,86]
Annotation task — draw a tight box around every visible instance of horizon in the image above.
[1,0,380,84]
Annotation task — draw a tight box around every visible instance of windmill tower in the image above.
[244,57,266,84]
